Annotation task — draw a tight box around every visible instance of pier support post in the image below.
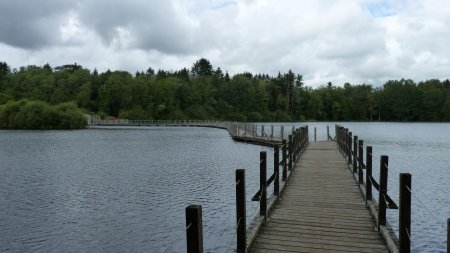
[447,218,449,253]
[236,169,246,253]
[378,155,389,230]
[271,125,274,140]
[292,131,297,162]
[353,136,358,174]
[314,127,316,142]
[358,140,364,184]
[348,132,352,165]
[260,151,267,220]
[281,126,284,140]
[327,125,330,141]
[274,145,280,197]
[186,205,203,253]
[399,173,411,253]
[366,146,373,202]
[282,139,287,181]
[288,135,293,171]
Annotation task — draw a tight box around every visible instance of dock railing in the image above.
[181,125,309,253]
[90,118,295,143]
[335,124,411,253]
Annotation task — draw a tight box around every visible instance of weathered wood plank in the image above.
[248,141,389,252]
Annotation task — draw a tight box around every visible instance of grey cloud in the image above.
[0,0,73,49]
[76,0,193,54]
[0,0,194,54]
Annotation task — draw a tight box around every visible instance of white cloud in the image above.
[1,0,450,87]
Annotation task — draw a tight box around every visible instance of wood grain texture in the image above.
[249,141,388,253]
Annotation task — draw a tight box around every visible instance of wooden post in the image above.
[281,126,284,140]
[353,136,358,174]
[271,125,274,140]
[282,140,287,181]
[447,218,450,253]
[236,169,246,253]
[314,127,316,142]
[186,205,203,253]
[399,173,411,253]
[274,145,280,197]
[366,146,373,202]
[292,132,297,162]
[260,151,267,220]
[358,140,364,184]
[327,125,330,141]
[378,155,389,229]
[261,125,264,137]
[288,135,293,171]
[348,132,352,165]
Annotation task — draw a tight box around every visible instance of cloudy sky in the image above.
[1,0,449,87]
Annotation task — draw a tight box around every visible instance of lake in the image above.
[0,122,449,252]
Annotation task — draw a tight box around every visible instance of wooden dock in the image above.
[249,141,388,252]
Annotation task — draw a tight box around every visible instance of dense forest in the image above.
[1,58,450,129]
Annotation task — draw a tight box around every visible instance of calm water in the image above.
[0,127,272,252]
[1,123,449,252]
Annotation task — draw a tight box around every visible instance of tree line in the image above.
[1,59,450,128]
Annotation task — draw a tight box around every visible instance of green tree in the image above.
[191,58,213,77]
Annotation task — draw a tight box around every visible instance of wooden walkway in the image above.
[250,141,389,253]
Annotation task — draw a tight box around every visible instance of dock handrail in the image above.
[240,126,309,252]
[250,126,308,201]
[89,118,292,145]
[335,124,410,253]
[181,125,309,253]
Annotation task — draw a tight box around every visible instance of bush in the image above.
[0,100,87,130]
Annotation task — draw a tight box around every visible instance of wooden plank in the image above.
[248,141,389,252]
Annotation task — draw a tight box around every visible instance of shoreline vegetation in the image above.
[0,100,87,130]
[1,59,450,129]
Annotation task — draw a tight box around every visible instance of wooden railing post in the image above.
[288,135,293,171]
[366,146,373,203]
[186,205,203,253]
[399,173,411,253]
[353,135,358,174]
[271,125,274,140]
[378,155,389,229]
[294,130,299,161]
[327,125,330,141]
[348,132,352,165]
[358,140,364,184]
[282,140,287,181]
[260,151,267,220]
[274,145,280,197]
[447,218,450,253]
[236,169,246,253]
[314,127,316,142]
[281,126,284,140]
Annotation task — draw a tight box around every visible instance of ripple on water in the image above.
[2,123,449,252]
